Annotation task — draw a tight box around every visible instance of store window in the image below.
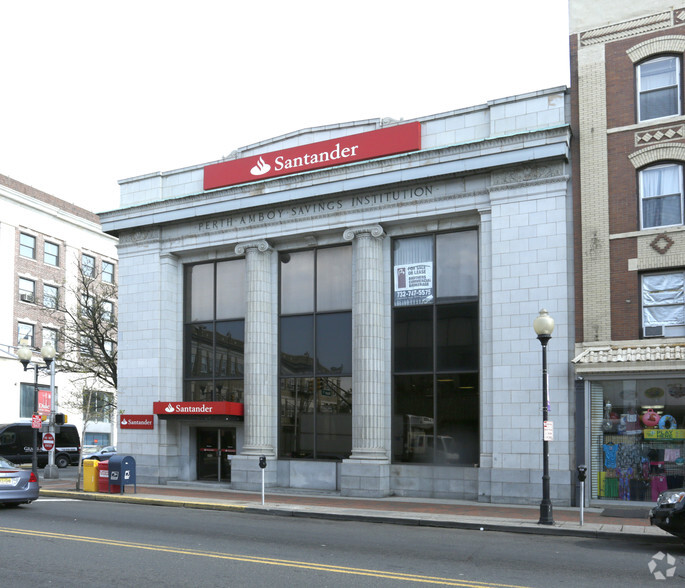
[184,259,245,403]
[592,378,685,502]
[20,233,36,259]
[44,242,59,266]
[639,164,683,229]
[279,246,352,460]
[392,230,479,466]
[637,56,681,122]
[642,271,685,337]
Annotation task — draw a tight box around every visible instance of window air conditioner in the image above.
[20,293,34,303]
[643,325,665,338]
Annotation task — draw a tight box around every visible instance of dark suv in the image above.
[0,422,80,469]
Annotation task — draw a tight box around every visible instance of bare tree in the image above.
[50,259,118,489]
[55,260,117,390]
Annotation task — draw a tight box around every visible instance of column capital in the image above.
[343,224,385,242]
[235,239,272,255]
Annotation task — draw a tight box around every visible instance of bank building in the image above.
[100,86,575,504]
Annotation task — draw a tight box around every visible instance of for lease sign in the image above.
[204,122,421,190]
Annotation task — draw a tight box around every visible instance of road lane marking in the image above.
[0,526,531,587]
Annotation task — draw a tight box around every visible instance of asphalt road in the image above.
[1,497,684,587]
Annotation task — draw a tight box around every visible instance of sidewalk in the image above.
[38,476,679,543]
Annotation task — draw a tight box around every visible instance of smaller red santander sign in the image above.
[119,415,155,430]
[42,433,55,451]
[153,401,244,417]
[204,122,421,191]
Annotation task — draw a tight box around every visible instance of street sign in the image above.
[543,421,554,441]
[42,432,55,451]
[31,414,42,429]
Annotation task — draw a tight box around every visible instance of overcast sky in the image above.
[1,1,570,214]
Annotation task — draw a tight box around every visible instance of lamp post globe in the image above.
[534,308,554,525]
[17,338,33,370]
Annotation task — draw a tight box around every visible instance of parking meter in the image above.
[259,455,267,505]
[577,465,587,482]
[577,465,587,525]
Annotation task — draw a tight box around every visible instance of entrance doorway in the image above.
[197,428,236,481]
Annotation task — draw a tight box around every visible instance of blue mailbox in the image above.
[108,455,136,494]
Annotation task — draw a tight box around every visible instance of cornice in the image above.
[579,11,673,47]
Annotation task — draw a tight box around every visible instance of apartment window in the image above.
[184,259,246,403]
[392,230,480,466]
[18,278,35,303]
[20,233,36,259]
[640,163,684,229]
[82,254,95,277]
[279,246,352,460]
[102,261,115,283]
[638,56,681,122]
[84,391,114,423]
[17,323,34,346]
[102,301,113,322]
[642,271,685,337]
[43,284,58,308]
[43,327,58,350]
[44,242,59,266]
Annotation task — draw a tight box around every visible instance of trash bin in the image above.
[83,459,99,492]
[108,455,136,494]
[97,460,110,493]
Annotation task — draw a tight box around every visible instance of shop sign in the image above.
[394,262,433,305]
[153,401,244,417]
[203,122,421,190]
[119,415,155,429]
[644,429,685,440]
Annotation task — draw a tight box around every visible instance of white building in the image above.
[0,174,119,452]
[101,87,576,504]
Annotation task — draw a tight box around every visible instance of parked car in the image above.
[649,488,685,540]
[81,446,117,462]
[0,457,39,506]
[0,422,80,469]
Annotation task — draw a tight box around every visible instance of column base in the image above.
[340,460,390,497]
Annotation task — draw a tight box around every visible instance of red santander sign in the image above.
[204,122,421,191]
[153,401,244,417]
[119,415,155,430]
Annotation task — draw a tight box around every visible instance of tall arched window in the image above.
[637,56,681,122]
[639,163,684,229]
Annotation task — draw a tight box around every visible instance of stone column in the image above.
[341,225,390,497]
[235,239,276,457]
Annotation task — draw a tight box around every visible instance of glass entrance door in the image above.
[197,427,235,481]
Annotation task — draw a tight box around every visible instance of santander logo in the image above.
[165,403,175,413]
[250,156,271,176]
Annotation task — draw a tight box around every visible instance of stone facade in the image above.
[101,87,574,504]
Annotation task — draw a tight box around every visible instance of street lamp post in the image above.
[17,339,57,480]
[533,308,555,526]
[42,342,58,479]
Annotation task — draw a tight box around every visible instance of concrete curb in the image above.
[40,489,681,544]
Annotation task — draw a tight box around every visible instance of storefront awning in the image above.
[573,344,685,374]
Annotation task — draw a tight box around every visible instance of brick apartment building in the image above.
[571,1,685,502]
[0,174,118,450]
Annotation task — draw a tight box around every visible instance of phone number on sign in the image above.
[396,289,432,298]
